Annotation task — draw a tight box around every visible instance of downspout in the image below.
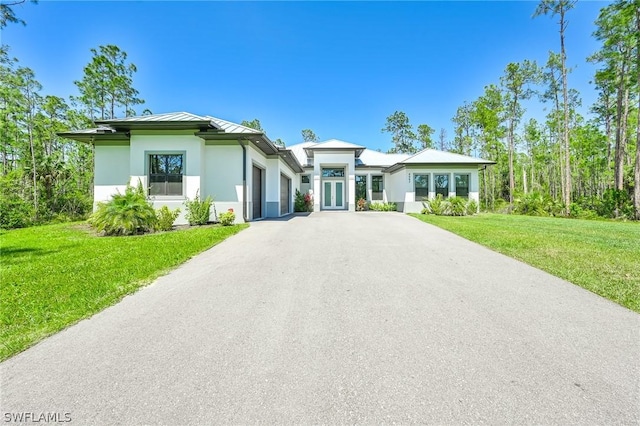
[237,138,248,222]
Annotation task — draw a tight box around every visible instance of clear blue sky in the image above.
[4,0,606,152]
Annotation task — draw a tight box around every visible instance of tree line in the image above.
[1,0,638,228]
[381,0,640,220]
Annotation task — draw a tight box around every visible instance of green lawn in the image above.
[409,213,640,313]
[0,222,248,360]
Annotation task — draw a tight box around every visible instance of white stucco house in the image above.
[60,112,494,224]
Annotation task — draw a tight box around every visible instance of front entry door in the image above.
[323,180,345,210]
[252,166,262,219]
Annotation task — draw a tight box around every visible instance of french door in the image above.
[322,180,345,210]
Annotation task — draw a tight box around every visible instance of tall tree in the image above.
[437,128,448,151]
[635,4,640,220]
[591,1,637,194]
[500,60,539,205]
[451,103,474,156]
[301,129,318,142]
[0,0,36,29]
[382,111,417,154]
[73,45,144,120]
[241,119,263,132]
[417,124,435,150]
[535,0,577,212]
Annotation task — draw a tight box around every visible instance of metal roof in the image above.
[384,149,495,172]
[204,116,262,134]
[306,139,366,150]
[96,112,210,124]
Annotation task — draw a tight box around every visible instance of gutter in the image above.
[237,139,248,222]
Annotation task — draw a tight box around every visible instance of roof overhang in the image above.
[95,119,222,132]
[383,161,496,174]
[57,130,129,144]
[304,147,365,158]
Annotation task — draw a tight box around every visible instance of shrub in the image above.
[369,202,397,211]
[156,206,180,231]
[294,189,306,212]
[423,194,448,215]
[184,192,213,225]
[466,199,479,215]
[294,190,313,212]
[356,198,367,211]
[448,196,467,216]
[218,209,236,226]
[421,194,478,217]
[89,182,157,236]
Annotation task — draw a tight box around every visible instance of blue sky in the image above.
[4,0,606,152]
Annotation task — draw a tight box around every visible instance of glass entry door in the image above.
[322,180,344,210]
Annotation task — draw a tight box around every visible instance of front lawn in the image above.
[0,222,248,360]
[409,213,640,313]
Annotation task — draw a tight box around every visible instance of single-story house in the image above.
[59,112,495,224]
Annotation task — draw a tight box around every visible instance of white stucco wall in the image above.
[313,151,356,211]
[128,131,205,224]
[204,143,244,222]
[93,144,131,205]
[401,166,480,213]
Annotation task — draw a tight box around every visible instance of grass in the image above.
[0,222,248,361]
[409,213,640,313]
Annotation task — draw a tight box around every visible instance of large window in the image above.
[434,174,449,198]
[321,168,344,177]
[149,154,183,196]
[455,174,470,198]
[372,175,383,200]
[414,174,429,200]
[355,175,367,201]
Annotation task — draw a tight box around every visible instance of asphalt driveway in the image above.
[1,212,639,424]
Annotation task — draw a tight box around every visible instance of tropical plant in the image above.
[155,206,180,231]
[448,196,468,216]
[422,194,448,215]
[218,209,236,226]
[89,182,157,236]
[184,192,213,225]
[369,202,397,211]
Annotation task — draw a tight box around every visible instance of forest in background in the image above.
[1,0,639,229]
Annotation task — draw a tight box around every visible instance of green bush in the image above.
[421,195,478,217]
[156,206,180,231]
[89,182,157,236]
[184,192,213,225]
[218,209,236,226]
[448,196,468,216]
[422,194,448,215]
[294,189,306,212]
[369,202,397,211]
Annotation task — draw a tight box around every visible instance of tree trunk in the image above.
[560,7,571,213]
[614,61,627,191]
[634,7,640,220]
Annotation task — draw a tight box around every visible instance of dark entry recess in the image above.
[280,174,290,215]
[252,166,262,219]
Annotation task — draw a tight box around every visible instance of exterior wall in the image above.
[204,142,244,222]
[400,166,480,213]
[385,169,408,211]
[313,151,356,211]
[353,168,386,204]
[129,131,205,224]
[93,143,131,205]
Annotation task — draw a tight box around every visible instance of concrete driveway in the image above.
[1,212,639,424]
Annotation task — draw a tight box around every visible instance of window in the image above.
[372,175,383,200]
[149,154,183,196]
[321,168,344,178]
[434,174,449,198]
[301,174,310,184]
[355,175,367,201]
[414,174,429,200]
[455,174,470,198]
